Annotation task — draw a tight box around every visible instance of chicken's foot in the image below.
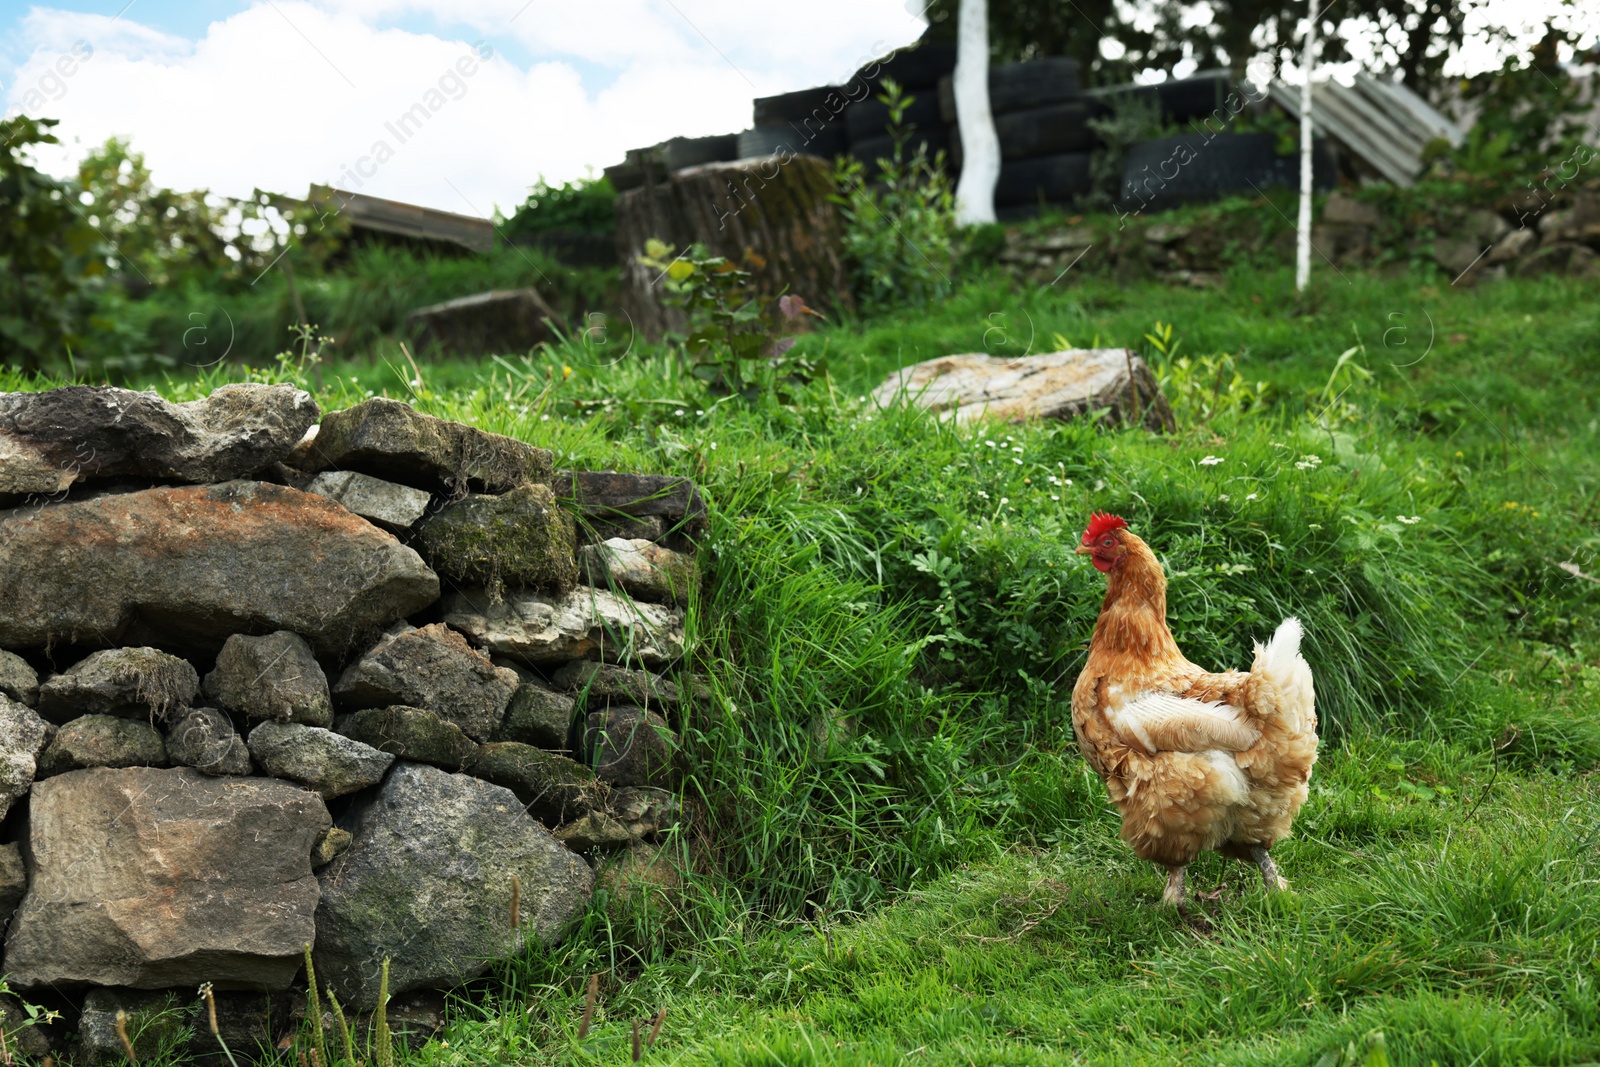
[1250,845,1289,892]
[1162,865,1187,906]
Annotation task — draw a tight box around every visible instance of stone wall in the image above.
[996,185,1600,287]
[0,385,704,1060]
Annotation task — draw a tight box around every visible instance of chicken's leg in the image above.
[1162,865,1186,906]
[1250,845,1289,892]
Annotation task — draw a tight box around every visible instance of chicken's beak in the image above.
[1074,544,1094,556]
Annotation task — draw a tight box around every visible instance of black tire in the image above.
[937,58,1083,122]
[995,152,1094,207]
[848,129,951,170]
[737,123,845,161]
[951,102,1097,165]
[754,85,849,125]
[1119,132,1334,210]
[660,133,740,172]
[1088,72,1236,125]
[854,41,957,92]
[845,92,943,141]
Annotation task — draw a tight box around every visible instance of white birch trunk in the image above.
[1295,2,1317,291]
[953,0,999,226]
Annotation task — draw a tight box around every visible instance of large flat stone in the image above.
[314,763,593,1010]
[442,587,686,669]
[4,767,330,990]
[0,384,319,497]
[301,398,552,495]
[0,481,439,657]
[869,348,1176,431]
[414,483,578,593]
[335,706,478,771]
[333,623,517,742]
[466,742,603,826]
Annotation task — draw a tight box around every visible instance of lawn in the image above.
[10,259,1597,1066]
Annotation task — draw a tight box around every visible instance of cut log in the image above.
[613,155,854,342]
[870,348,1176,432]
[406,288,557,356]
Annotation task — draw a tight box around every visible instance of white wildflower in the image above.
[1199,455,1224,466]
[999,497,1009,505]
[1246,493,1258,500]
[1050,494,1060,501]
[1219,494,1229,501]
[1296,454,1323,470]
[1398,515,1421,524]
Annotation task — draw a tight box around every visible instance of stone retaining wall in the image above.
[0,385,704,1060]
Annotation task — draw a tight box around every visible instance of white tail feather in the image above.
[1252,616,1315,730]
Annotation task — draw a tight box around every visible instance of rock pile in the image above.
[0,385,703,1058]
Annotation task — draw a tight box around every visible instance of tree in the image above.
[921,0,1474,100]
[0,117,106,372]
[953,0,1000,225]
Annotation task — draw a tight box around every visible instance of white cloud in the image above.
[4,0,926,214]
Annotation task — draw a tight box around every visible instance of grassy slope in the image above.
[9,261,1597,1066]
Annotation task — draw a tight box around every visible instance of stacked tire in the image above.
[843,41,958,176]
[936,57,1095,215]
[603,133,745,193]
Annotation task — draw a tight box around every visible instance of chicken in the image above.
[1070,512,1318,906]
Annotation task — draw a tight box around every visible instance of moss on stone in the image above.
[414,484,578,595]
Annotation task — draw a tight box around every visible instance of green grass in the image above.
[6,258,1597,1065]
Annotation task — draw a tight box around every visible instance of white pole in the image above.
[954,0,999,225]
[1295,1,1316,291]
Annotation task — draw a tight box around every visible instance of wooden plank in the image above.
[308,185,494,253]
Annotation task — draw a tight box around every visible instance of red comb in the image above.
[1082,512,1130,542]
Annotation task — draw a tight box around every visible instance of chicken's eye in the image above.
[1101,537,1115,547]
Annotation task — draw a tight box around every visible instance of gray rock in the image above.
[405,287,559,357]
[0,842,27,922]
[442,586,686,668]
[248,722,394,799]
[554,660,680,714]
[611,786,682,840]
[0,383,318,497]
[0,482,440,657]
[414,484,578,593]
[37,647,199,724]
[4,767,330,989]
[1320,193,1381,227]
[311,826,352,867]
[78,990,187,1065]
[336,706,478,770]
[306,470,433,532]
[493,669,575,750]
[165,706,253,776]
[1486,226,1537,264]
[0,650,38,706]
[0,695,52,821]
[204,631,333,726]
[314,762,594,1010]
[553,811,632,853]
[301,397,552,495]
[578,538,696,604]
[37,714,168,777]
[554,472,708,543]
[1513,240,1599,278]
[467,742,604,826]
[333,623,518,742]
[584,707,677,788]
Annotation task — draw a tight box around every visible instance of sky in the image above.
[1,0,1596,219]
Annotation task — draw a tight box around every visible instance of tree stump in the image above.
[614,154,854,341]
